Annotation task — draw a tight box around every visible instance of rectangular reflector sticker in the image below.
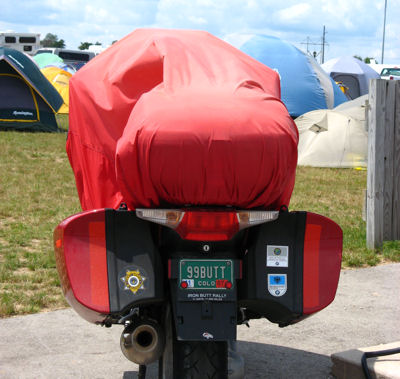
[266,245,289,267]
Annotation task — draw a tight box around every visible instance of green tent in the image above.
[33,53,63,69]
[0,47,63,132]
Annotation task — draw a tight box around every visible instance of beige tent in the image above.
[334,94,368,121]
[295,95,368,168]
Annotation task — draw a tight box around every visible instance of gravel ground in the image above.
[1,263,399,379]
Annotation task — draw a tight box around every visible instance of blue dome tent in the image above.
[224,34,348,118]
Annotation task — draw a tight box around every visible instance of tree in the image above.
[353,55,378,64]
[79,41,102,50]
[79,42,92,50]
[364,57,377,64]
[41,33,65,48]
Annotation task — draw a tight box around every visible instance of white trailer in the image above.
[0,32,41,55]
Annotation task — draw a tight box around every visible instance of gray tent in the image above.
[322,57,379,100]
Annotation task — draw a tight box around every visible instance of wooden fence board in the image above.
[383,81,395,241]
[393,82,400,239]
[367,80,386,248]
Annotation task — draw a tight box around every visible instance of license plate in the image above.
[179,259,233,289]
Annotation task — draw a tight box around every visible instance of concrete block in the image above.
[331,341,400,379]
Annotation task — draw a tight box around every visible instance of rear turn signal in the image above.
[136,209,279,241]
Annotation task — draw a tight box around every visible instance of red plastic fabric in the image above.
[67,29,298,211]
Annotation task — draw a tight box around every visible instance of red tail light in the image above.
[176,211,239,241]
[303,213,342,314]
[54,209,110,318]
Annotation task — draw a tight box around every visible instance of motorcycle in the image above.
[54,204,342,378]
[54,29,343,378]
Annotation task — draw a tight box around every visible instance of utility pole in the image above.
[300,26,328,63]
[301,36,312,55]
[300,35,326,61]
[381,0,388,64]
[305,36,310,53]
[321,25,326,64]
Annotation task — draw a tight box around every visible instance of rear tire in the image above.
[174,340,228,379]
[160,340,228,379]
[159,306,228,379]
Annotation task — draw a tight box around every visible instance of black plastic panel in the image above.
[105,209,164,313]
[173,299,237,341]
[238,211,307,325]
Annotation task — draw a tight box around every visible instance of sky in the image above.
[1,0,400,64]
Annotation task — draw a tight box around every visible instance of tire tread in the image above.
[175,341,227,379]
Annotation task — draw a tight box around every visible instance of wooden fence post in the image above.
[366,79,400,249]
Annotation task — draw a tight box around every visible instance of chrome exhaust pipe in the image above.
[120,321,165,365]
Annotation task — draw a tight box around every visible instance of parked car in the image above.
[380,67,400,80]
[34,48,95,70]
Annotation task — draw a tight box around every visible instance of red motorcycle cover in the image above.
[67,29,298,211]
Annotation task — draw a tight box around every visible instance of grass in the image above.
[0,131,81,317]
[0,131,399,317]
[290,166,400,266]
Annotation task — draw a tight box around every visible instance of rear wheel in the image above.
[176,340,228,378]
[160,340,228,379]
[159,307,228,378]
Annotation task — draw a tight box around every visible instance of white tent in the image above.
[334,94,368,122]
[295,96,368,168]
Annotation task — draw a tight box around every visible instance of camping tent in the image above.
[224,33,348,117]
[334,94,368,120]
[0,47,63,131]
[295,95,368,168]
[33,53,63,69]
[41,66,72,114]
[47,61,76,75]
[322,56,380,99]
